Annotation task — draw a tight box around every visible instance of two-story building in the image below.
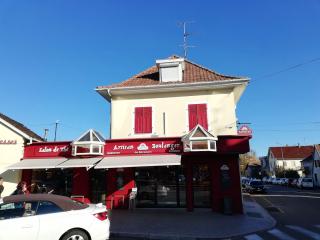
[95,56,251,213]
[10,56,251,213]
[267,145,314,177]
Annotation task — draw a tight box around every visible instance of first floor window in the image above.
[188,104,208,130]
[134,107,152,134]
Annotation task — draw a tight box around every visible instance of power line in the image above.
[255,57,320,80]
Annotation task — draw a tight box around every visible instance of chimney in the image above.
[156,57,184,83]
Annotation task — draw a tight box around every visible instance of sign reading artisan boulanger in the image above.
[105,138,182,155]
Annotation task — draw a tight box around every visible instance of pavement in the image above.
[109,196,276,240]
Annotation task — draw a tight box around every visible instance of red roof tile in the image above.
[97,56,244,89]
[0,113,43,141]
[269,146,314,160]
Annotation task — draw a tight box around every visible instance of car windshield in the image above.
[250,181,263,186]
[303,179,312,182]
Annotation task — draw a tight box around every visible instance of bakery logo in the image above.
[137,143,149,151]
[237,125,252,136]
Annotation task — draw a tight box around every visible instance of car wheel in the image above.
[61,230,89,240]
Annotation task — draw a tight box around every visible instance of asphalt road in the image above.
[234,184,320,240]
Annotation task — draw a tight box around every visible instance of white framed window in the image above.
[71,129,105,156]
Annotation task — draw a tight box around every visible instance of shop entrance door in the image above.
[90,169,107,204]
[193,164,211,208]
[135,166,185,207]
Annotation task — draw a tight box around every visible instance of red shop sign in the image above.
[24,142,72,158]
[105,139,182,155]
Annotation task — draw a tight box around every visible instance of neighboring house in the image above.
[0,113,43,196]
[259,156,269,176]
[301,155,313,178]
[267,145,314,177]
[246,161,262,179]
[312,144,320,187]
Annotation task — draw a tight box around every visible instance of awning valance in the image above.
[6,158,68,170]
[58,157,103,169]
[94,154,181,169]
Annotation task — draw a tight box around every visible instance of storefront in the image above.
[7,126,250,214]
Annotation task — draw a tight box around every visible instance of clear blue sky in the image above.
[1,0,319,156]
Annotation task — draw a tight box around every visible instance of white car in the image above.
[0,194,109,240]
[297,178,314,189]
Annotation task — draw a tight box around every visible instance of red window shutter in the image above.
[188,104,198,130]
[143,107,152,133]
[134,107,144,134]
[197,104,208,130]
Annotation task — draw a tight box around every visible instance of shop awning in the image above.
[58,157,103,169]
[6,158,68,170]
[94,154,181,169]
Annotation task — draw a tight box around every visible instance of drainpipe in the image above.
[108,89,112,139]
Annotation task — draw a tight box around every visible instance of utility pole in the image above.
[54,120,59,142]
[43,128,49,142]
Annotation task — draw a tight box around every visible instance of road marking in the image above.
[268,228,297,240]
[253,194,320,199]
[244,234,264,240]
[260,196,285,213]
[286,225,320,240]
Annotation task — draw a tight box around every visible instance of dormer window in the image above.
[156,58,184,83]
[182,124,217,152]
[71,129,105,156]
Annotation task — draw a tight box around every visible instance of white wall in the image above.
[313,149,320,187]
[111,88,238,139]
[268,151,303,177]
[0,122,25,196]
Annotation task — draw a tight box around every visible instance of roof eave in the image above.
[96,78,249,100]
[0,118,43,142]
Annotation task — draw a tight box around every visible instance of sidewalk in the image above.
[109,196,276,239]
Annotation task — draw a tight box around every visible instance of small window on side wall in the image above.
[134,107,152,134]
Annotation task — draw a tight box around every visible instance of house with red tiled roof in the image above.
[0,113,43,196]
[96,56,249,138]
[267,145,314,177]
[94,56,251,213]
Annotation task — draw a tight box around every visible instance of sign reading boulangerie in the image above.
[105,138,182,155]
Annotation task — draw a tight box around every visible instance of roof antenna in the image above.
[178,21,195,58]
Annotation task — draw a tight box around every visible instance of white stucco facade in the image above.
[313,147,320,187]
[0,115,42,197]
[267,151,303,177]
[0,122,25,196]
[110,88,239,139]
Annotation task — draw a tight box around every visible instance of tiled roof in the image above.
[0,113,43,141]
[97,56,244,89]
[269,146,314,160]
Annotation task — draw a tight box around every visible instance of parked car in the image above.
[280,178,289,186]
[297,178,314,189]
[245,180,266,194]
[0,194,110,240]
[272,178,281,185]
